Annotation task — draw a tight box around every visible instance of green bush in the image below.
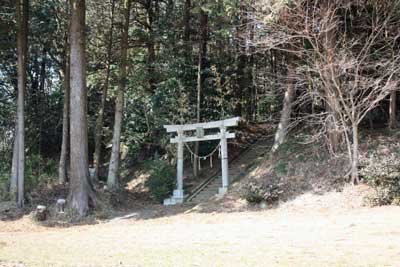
[360,153,400,206]
[25,154,58,189]
[0,172,9,201]
[0,157,11,201]
[144,158,176,203]
[240,176,284,204]
[274,161,288,175]
[0,154,58,201]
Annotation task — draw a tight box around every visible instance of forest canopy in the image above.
[1,0,400,216]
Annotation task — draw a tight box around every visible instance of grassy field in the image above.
[1,188,400,267]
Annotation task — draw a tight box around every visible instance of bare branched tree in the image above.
[250,0,400,183]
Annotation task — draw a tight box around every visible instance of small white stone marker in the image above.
[56,198,66,213]
[35,205,48,221]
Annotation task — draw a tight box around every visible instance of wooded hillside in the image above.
[1,0,400,217]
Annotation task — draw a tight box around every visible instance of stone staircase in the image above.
[187,137,272,203]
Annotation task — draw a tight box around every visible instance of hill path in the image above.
[188,137,272,203]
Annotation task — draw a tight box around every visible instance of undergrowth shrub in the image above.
[360,153,400,206]
[0,159,11,201]
[0,154,58,201]
[0,172,9,201]
[240,176,284,204]
[25,154,58,189]
[144,158,175,203]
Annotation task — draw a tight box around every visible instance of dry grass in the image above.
[1,185,400,267]
[1,130,399,267]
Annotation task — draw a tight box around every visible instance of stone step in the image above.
[208,185,219,189]
[195,194,217,199]
[206,185,221,190]
[202,189,218,195]
[205,183,219,188]
[191,196,216,202]
[195,193,217,199]
[203,184,222,190]
[197,187,219,193]
[201,191,218,195]
[187,137,271,203]
[192,195,215,201]
[193,196,215,201]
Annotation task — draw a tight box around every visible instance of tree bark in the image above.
[145,0,156,94]
[181,0,192,110]
[351,123,359,184]
[242,2,254,121]
[235,2,252,119]
[16,0,28,207]
[389,89,397,129]
[193,52,201,177]
[321,0,340,152]
[271,65,294,153]
[107,0,131,190]
[183,0,191,59]
[39,48,46,96]
[10,128,18,201]
[59,32,70,184]
[93,0,116,182]
[11,0,28,207]
[69,0,94,217]
[193,7,208,177]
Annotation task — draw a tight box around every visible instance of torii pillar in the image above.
[219,126,229,195]
[163,117,240,205]
[173,130,185,203]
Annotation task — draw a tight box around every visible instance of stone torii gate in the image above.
[163,117,240,205]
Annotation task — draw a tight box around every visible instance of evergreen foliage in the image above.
[144,158,175,203]
[1,0,400,213]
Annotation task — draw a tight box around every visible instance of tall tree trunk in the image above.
[11,0,28,207]
[271,65,294,153]
[145,0,156,94]
[193,7,208,177]
[93,0,116,182]
[39,48,46,95]
[389,89,397,129]
[321,0,340,152]
[351,122,359,184]
[183,0,191,59]
[193,52,201,177]
[59,31,70,184]
[244,3,255,121]
[10,129,18,201]
[17,0,28,207]
[235,2,252,118]
[69,0,94,217]
[107,0,131,189]
[37,48,46,156]
[182,0,192,106]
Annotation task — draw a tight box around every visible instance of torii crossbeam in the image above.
[163,117,240,205]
